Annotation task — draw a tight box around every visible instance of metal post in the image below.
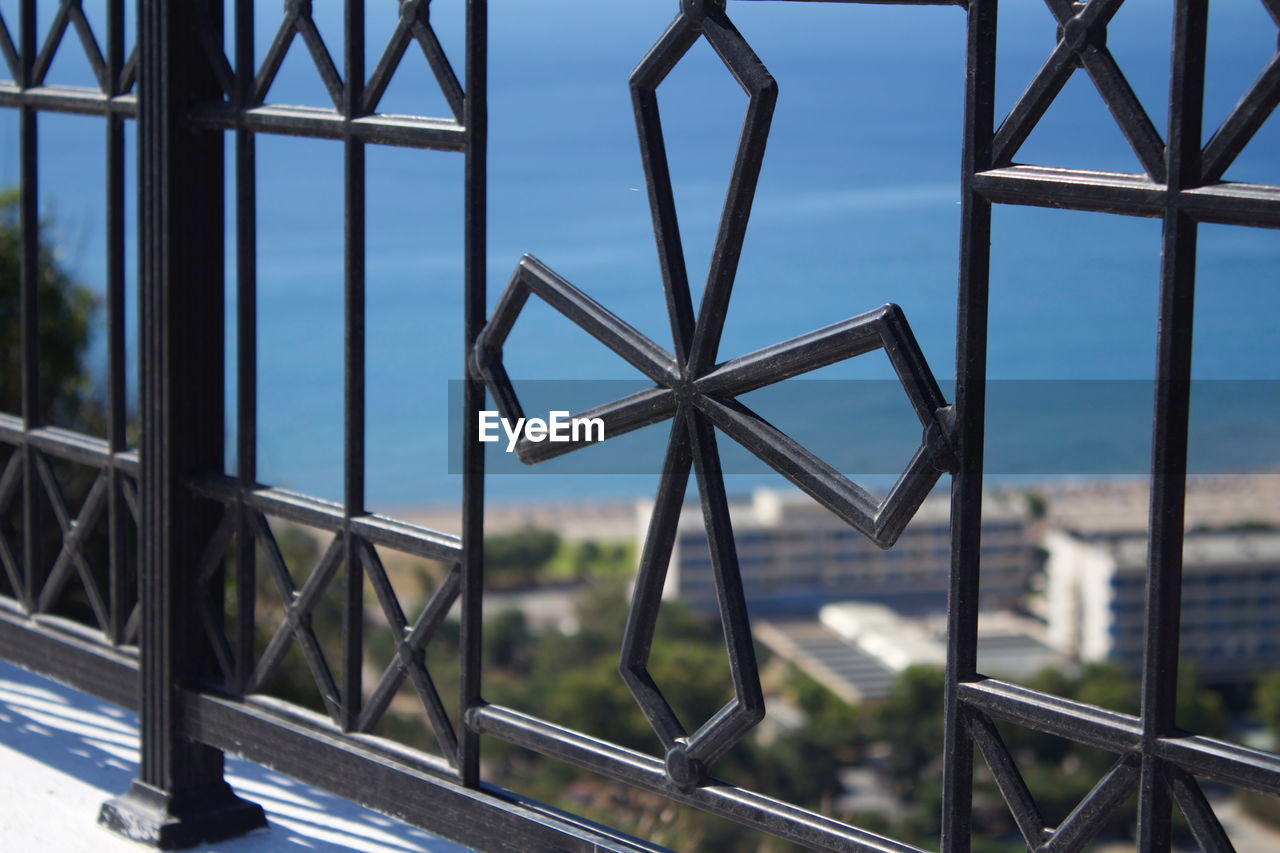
[98,1,265,846]
[459,0,488,786]
[1136,2,1207,851]
[342,0,366,735]
[941,2,996,851]
[18,0,47,616]
[234,0,258,697]
[105,0,130,647]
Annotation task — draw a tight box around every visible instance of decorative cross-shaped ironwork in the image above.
[33,452,110,627]
[473,0,955,790]
[250,516,346,720]
[354,538,461,761]
[194,510,345,720]
[0,447,138,638]
[194,499,465,758]
[195,508,461,758]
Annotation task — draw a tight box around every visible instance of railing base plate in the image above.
[98,780,267,850]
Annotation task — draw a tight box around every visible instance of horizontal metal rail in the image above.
[188,103,467,151]
[962,677,1280,799]
[0,83,135,115]
[974,165,1280,228]
[469,703,928,853]
[0,415,140,475]
[0,600,138,710]
[182,690,668,853]
[192,477,461,562]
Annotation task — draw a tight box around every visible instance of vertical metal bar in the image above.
[105,0,128,645]
[99,1,264,845]
[18,0,43,615]
[942,2,997,852]
[459,0,488,786]
[234,0,256,696]
[1136,2,1206,851]
[341,0,366,734]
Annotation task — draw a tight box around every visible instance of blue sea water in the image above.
[6,0,1279,516]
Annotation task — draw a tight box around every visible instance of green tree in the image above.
[574,540,601,578]
[720,666,867,810]
[1176,662,1227,737]
[1075,661,1139,715]
[0,189,100,427]
[1253,670,1280,738]
[873,665,947,795]
[485,528,560,589]
[485,607,534,674]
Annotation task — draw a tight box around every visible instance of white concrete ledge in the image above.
[0,659,471,852]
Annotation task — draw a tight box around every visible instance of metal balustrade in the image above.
[0,1,1276,851]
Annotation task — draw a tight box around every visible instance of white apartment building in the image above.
[640,488,1032,616]
[1045,528,1280,681]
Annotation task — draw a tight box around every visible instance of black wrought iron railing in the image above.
[0,1,1278,851]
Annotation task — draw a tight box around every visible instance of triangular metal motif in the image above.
[362,0,463,121]
[251,3,343,110]
[993,0,1166,181]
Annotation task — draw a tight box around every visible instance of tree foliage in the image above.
[1253,670,1280,738]
[485,528,560,589]
[0,189,100,427]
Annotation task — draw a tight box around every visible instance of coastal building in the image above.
[1040,474,1280,535]
[640,488,1033,616]
[1044,528,1280,682]
[757,604,1064,702]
